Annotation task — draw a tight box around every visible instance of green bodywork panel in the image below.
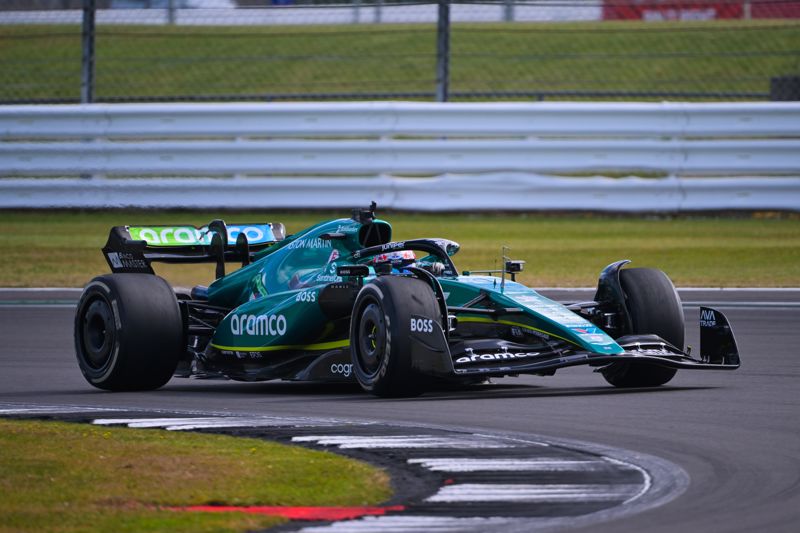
[207,218,375,308]
[209,287,347,353]
[205,216,622,356]
[208,218,384,352]
[439,277,623,354]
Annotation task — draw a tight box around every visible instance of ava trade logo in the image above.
[128,225,274,247]
[700,309,717,327]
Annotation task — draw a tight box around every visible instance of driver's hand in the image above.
[423,262,445,276]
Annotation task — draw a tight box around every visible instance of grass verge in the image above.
[0,418,391,533]
[0,210,798,288]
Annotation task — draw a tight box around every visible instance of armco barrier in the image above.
[1,102,799,212]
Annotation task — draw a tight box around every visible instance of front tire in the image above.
[350,276,440,397]
[602,268,684,388]
[74,274,183,391]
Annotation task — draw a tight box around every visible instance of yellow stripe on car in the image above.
[211,339,350,352]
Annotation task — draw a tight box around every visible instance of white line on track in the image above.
[682,301,800,308]
[605,456,653,505]
[425,483,642,503]
[0,406,123,414]
[407,457,622,472]
[298,515,525,533]
[92,416,356,430]
[292,435,516,449]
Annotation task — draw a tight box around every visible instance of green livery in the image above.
[75,204,740,397]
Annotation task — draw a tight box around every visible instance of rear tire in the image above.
[602,268,684,388]
[350,276,440,397]
[74,274,183,391]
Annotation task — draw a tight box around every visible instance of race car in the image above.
[74,204,740,397]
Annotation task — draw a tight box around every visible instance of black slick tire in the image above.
[350,276,440,397]
[74,273,183,391]
[602,268,684,388]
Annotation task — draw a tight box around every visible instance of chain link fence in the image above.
[1,1,798,103]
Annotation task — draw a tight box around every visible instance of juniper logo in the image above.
[230,313,287,337]
[381,241,405,251]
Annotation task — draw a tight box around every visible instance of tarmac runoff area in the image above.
[0,288,798,532]
[0,406,683,533]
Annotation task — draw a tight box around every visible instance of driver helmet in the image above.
[371,250,416,269]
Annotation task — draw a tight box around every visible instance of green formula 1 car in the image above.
[74,204,740,397]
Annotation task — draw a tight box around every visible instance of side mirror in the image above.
[505,260,525,273]
[505,260,525,282]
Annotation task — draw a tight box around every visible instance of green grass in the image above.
[1,19,798,101]
[0,210,798,288]
[0,418,391,533]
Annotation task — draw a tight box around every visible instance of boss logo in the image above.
[410,317,434,333]
[295,290,317,303]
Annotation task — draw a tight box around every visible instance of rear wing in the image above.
[102,220,285,277]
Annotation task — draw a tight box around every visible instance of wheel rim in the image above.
[81,298,115,369]
[356,302,386,376]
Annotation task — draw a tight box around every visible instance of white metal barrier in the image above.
[3,101,798,137]
[0,3,603,26]
[1,102,799,211]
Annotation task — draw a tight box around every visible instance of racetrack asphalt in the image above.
[0,288,798,532]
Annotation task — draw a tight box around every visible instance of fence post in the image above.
[435,0,450,102]
[504,0,514,22]
[167,0,176,25]
[81,0,96,103]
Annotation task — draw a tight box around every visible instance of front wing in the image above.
[411,306,741,379]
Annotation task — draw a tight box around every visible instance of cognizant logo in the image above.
[230,313,287,336]
[330,363,353,377]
